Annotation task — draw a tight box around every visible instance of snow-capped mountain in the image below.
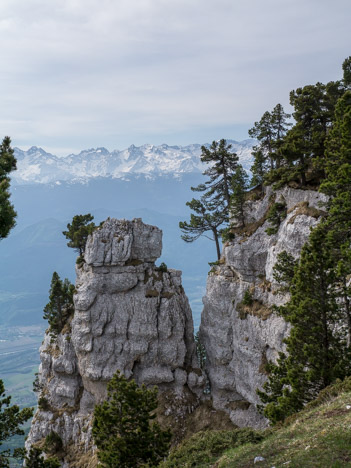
[13,140,255,185]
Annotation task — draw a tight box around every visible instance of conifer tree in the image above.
[342,56,351,88]
[25,447,60,468]
[0,380,33,467]
[43,272,74,334]
[192,139,239,213]
[230,165,248,227]
[258,225,351,423]
[92,371,171,468]
[249,104,291,175]
[179,196,227,260]
[283,81,344,185]
[0,136,17,240]
[62,214,96,256]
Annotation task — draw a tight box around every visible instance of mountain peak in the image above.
[13,140,255,185]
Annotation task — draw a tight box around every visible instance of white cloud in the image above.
[0,0,350,154]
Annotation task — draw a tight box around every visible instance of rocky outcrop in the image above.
[26,218,204,467]
[200,185,328,428]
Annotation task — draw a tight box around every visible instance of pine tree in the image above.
[92,371,171,468]
[258,226,351,423]
[43,272,74,334]
[342,56,351,88]
[230,165,248,227]
[250,148,267,189]
[179,196,227,260]
[283,81,344,185]
[0,380,33,467]
[258,87,351,424]
[62,214,96,256]
[249,105,291,174]
[192,139,239,213]
[25,447,60,468]
[0,136,17,240]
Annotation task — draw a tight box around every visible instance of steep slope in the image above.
[200,185,328,428]
[26,218,204,466]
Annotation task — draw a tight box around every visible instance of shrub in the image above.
[160,428,263,467]
[93,371,171,468]
[44,431,63,454]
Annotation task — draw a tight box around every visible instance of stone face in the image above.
[26,218,202,465]
[200,186,328,428]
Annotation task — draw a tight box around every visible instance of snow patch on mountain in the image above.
[13,140,255,185]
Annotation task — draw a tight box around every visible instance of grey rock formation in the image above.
[26,218,203,466]
[200,186,328,428]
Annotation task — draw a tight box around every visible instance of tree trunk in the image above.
[213,228,221,261]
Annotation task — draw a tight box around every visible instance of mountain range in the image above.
[13,139,255,184]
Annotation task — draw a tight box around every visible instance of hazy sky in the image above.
[0,0,350,155]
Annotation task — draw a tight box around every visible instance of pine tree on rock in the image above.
[258,225,351,423]
[0,380,33,467]
[249,104,291,175]
[179,196,227,260]
[230,165,249,227]
[192,139,239,214]
[62,214,96,257]
[92,371,171,468]
[0,136,17,240]
[43,272,75,334]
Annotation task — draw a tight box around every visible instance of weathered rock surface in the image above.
[26,218,203,467]
[200,185,328,428]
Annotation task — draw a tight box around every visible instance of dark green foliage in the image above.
[0,136,17,240]
[250,149,266,188]
[92,371,171,468]
[283,81,343,185]
[0,380,33,467]
[242,289,253,306]
[259,95,351,420]
[62,213,96,256]
[342,56,351,87]
[25,447,60,468]
[158,262,168,272]
[43,272,74,334]
[195,331,206,369]
[220,226,235,243]
[265,200,287,235]
[192,139,239,212]
[230,165,249,227]
[181,139,245,259]
[180,196,227,260]
[38,397,50,411]
[272,251,297,291]
[249,104,291,182]
[258,225,351,424]
[160,428,263,468]
[44,432,63,454]
[32,373,43,393]
[250,59,350,188]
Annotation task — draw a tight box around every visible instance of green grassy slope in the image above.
[162,378,351,468]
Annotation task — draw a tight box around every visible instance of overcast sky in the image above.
[0,0,350,155]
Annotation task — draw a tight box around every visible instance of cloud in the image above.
[0,0,350,154]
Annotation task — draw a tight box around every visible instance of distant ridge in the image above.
[13,139,255,185]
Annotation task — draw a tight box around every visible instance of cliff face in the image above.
[27,218,204,467]
[200,186,328,428]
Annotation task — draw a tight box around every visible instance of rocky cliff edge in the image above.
[26,218,205,467]
[200,185,328,428]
